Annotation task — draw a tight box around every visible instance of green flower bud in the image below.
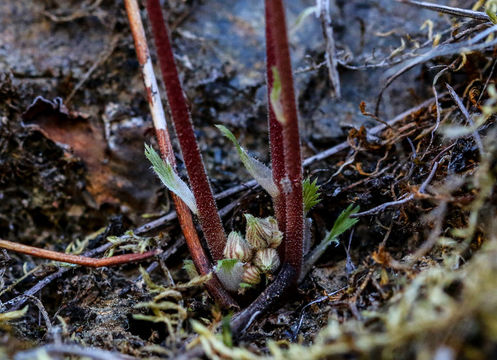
[266,216,283,248]
[245,214,271,249]
[254,248,280,273]
[223,231,253,262]
[242,264,261,285]
[245,214,283,250]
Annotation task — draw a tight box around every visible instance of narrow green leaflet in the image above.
[301,204,359,280]
[270,67,286,125]
[216,125,279,198]
[327,204,360,241]
[144,144,198,214]
[303,177,321,213]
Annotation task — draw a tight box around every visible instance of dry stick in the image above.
[351,157,443,218]
[397,0,491,21]
[375,22,495,117]
[267,0,304,276]
[318,0,341,98]
[135,97,440,235]
[145,0,227,261]
[265,1,287,257]
[0,239,160,268]
[446,83,485,156]
[124,0,236,309]
[422,65,450,159]
[66,36,119,104]
[4,242,112,311]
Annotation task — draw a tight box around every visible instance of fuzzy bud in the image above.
[215,259,244,292]
[265,216,283,248]
[254,248,280,273]
[242,264,261,285]
[223,231,253,262]
[245,214,271,249]
[245,214,283,249]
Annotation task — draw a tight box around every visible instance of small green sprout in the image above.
[216,125,279,198]
[144,144,198,214]
[303,177,321,214]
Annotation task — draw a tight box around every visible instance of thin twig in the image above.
[478,58,497,104]
[318,0,341,97]
[397,0,490,21]
[376,24,497,116]
[422,65,450,159]
[3,242,112,311]
[291,285,348,340]
[66,36,119,104]
[446,83,485,156]
[0,239,160,267]
[351,158,443,218]
[25,295,53,335]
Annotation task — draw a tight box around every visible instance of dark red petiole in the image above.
[145,0,227,262]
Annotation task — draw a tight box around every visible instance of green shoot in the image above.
[144,144,198,215]
[303,177,321,214]
[301,204,360,280]
[216,125,279,198]
[326,204,360,242]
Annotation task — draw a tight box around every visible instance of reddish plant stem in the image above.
[125,0,236,309]
[265,1,287,257]
[145,0,227,261]
[266,0,304,277]
[0,239,159,268]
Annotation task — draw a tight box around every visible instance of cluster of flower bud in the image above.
[215,214,283,292]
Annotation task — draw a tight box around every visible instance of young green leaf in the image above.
[300,204,360,281]
[270,67,286,125]
[303,177,321,213]
[327,204,360,241]
[215,125,279,198]
[144,144,198,214]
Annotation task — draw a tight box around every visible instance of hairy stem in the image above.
[266,0,304,277]
[145,0,227,261]
[125,0,236,308]
[265,0,287,256]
